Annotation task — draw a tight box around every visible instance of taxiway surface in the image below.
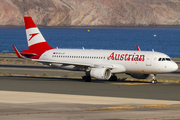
[0,76,180,101]
[0,61,180,119]
[0,75,180,120]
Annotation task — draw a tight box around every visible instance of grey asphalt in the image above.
[1,70,180,120]
[1,75,180,120]
[0,76,180,101]
[0,58,180,120]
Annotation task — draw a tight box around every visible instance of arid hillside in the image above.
[0,0,180,26]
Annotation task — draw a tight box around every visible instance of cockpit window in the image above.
[158,58,171,61]
[166,58,171,61]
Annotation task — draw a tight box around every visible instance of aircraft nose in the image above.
[169,62,178,72]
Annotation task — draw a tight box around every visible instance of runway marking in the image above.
[109,82,171,85]
[85,104,180,112]
[109,83,151,85]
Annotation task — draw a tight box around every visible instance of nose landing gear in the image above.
[151,74,157,84]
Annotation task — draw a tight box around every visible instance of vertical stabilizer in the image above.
[24,16,53,50]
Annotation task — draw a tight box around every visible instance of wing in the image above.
[33,59,114,69]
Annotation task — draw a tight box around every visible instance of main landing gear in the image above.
[82,76,91,82]
[109,74,117,81]
[151,74,157,84]
[82,69,92,82]
[83,75,118,82]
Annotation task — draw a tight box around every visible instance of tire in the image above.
[83,76,91,82]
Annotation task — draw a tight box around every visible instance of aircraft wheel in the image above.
[82,76,91,82]
[109,75,117,81]
[152,79,157,84]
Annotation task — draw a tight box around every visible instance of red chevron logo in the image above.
[28,33,39,41]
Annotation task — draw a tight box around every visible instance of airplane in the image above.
[13,16,178,84]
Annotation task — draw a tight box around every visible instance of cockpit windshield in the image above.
[166,58,171,61]
[158,58,171,61]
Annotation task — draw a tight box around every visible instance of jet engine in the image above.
[90,68,111,80]
[129,73,149,79]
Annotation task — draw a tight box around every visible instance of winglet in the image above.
[12,45,22,58]
[136,45,141,51]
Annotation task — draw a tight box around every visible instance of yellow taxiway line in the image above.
[85,104,180,112]
[109,83,152,85]
[102,104,180,110]
[109,82,171,85]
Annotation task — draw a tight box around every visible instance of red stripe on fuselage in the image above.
[24,16,37,29]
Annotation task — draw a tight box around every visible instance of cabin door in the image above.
[146,54,152,66]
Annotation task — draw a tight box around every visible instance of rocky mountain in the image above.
[0,0,180,26]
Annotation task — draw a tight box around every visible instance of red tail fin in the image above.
[24,16,53,50]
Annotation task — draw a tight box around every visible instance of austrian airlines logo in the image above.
[108,52,145,61]
[28,33,39,41]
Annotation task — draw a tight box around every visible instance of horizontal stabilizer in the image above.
[12,45,33,59]
[20,52,37,56]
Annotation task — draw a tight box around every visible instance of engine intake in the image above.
[90,68,111,80]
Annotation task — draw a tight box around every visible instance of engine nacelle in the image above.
[90,68,111,80]
[129,73,149,79]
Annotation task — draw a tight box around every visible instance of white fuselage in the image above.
[39,49,178,74]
